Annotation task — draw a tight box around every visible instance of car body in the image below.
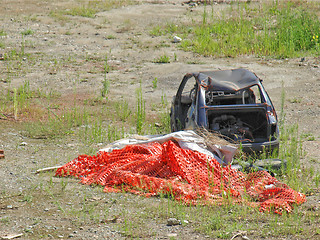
[170,68,279,154]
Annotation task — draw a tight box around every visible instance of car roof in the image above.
[197,68,260,91]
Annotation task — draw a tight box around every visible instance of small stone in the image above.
[167,218,181,226]
[68,233,74,238]
[183,220,189,224]
[173,36,182,43]
[20,142,28,146]
[7,205,13,209]
[58,235,63,238]
[44,208,49,211]
[79,227,84,230]
[167,233,178,237]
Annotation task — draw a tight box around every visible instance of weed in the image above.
[107,124,124,142]
[153,54,170,63]
[101,53,110,98]
[23,194,33,203]
[152,77,158,90]
[289,97,302,103]
[0,217,10,225]
[82,118,107,144]
[101,79,110,98]
[157,111,171,134]
[0,29,7,36]
[24,107,89,139]
[136,84,146,135]
[66,6,96,18]
[106,35,116,39]
[21,29,33,36]
[174,52,177,61]
[57,1,134,21]
[49,10,69,23]
[13,88,18,120]
[301,133,315,141]
[150,25,164,36]
[115,100,131,122]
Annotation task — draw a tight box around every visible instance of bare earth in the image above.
[0,1,320,239]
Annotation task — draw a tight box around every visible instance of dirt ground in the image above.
[0,0,320,239]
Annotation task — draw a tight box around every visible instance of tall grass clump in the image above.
[177,1,320,58]
[24,107,89,139]
[135,84,145,135]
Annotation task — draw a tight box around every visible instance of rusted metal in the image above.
[170,68,279,154]
[0,149,4,159]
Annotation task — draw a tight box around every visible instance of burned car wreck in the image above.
[170,68,279,154]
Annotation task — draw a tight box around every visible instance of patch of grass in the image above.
[152,77,158,90]
[153,54,170,63]
[4,48,27,61]
[0,29,6,36]
[23,107,90,139]
[150,25,164,37]
[164,1,320,58]
[115,100,131,122]
[301,133,315,141]
[105,35,116,40]
[21,29,34,36]
[65,6,97,18]
[62,0,135,18]
[289,97,302,103]
[49,10,70,23]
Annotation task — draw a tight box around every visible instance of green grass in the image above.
[135,84,146,135]
[152,77,158,89]
[65,6,97,18]
[161,1,320,58]
[153,54,170,63]
[0,29,7,36]
[21,29,34,36]
[62,0,135,18]
[0,41,5,49]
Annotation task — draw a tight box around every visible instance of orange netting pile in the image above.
[55,140,306,214]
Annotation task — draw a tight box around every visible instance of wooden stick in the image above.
[1,233,23,239]
[35,165,63,174]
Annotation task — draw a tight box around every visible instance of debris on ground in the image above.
[35,165,63,174]
[173,36,182,43]
[230,231,251,240]
[0,149,4,159]
[167,218,181,226]
[56,131,306,215]
[0,232,23,240]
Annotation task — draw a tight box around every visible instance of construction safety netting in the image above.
[55,140,306,215]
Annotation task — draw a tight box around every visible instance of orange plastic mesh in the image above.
[55,140,306,214]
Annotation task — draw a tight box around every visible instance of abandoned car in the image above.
[170,68,279,154]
